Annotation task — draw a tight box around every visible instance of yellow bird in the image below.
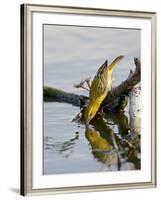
[84,56,124,125]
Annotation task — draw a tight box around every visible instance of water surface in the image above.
[43,102,140,174]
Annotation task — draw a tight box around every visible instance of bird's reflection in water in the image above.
[44,112,140,171]
[86,112,140,171]
[85,127,119,168]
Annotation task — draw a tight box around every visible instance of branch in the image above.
[44,86,87,106]
[43,58,140,111]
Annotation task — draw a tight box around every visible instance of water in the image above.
[43,102,140,174]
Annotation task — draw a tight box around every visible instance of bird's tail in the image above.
[108,55,124,71]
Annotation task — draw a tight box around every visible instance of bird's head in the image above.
[84,103,98,125]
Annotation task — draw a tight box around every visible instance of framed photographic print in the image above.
[20,4,157,196]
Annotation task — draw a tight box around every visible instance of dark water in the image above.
[43,102,140,175]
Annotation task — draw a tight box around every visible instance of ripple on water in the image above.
[43,102,140,175]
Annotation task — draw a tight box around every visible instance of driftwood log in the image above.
[44,58,140,111]
[44,87,82,106]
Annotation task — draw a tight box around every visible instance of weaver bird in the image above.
[84,55,124,125]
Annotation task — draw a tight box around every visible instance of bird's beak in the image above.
[85,124,89,129]
[85,123,91,131]
[85,120,89,126]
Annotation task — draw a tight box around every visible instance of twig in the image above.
[84,77,91,89]
[73,77,91,91]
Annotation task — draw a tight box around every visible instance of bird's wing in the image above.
[90,77,106,100]
[89,61,108,101]
[95,60,108,79]
[89,56,124,102]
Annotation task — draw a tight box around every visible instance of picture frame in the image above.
[20,4,157,196]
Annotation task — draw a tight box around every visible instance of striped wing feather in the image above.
[89,61,108,101]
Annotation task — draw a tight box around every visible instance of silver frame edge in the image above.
[20,3,157,196]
